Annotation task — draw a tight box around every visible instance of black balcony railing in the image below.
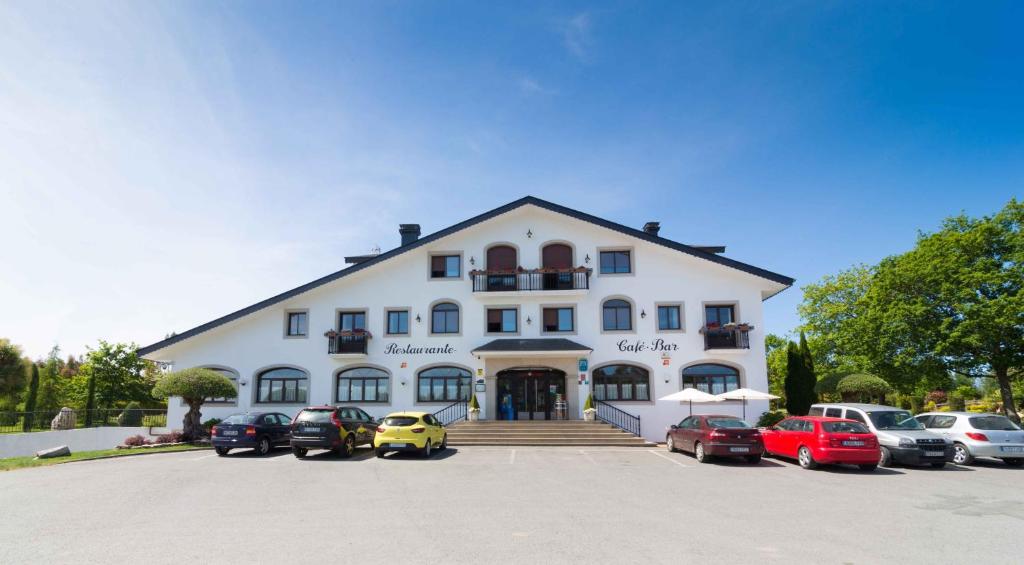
[702,326,752,350]
[470,268,591,292]
[594,399,641,437]
[327,333,369,355]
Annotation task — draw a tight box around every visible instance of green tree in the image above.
[22,363,40,431]
[765,333,789,402]
[0,339,28,407]
[36,346,65,412]
[152,368,237,441]
[861,199,1024,421]
[798,332,817,404]
[836,373,892,403]
[784,333,817,415]
[79,341,153,413]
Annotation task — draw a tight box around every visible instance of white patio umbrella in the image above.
[658,388,724,416]
[715,388,780,419]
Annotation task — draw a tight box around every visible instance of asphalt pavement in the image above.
[1,446,1021,564]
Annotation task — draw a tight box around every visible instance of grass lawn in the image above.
[0,444,209,472]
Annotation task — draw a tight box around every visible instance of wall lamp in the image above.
[415,314,421,323]
[640,309,647,319]
[526,229,533,238]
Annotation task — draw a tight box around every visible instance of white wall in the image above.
[0,427,155,459]
[150,204,784,442]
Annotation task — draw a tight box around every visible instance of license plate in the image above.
[302,427,320,433]
[925,451,944,457]
[1000,446,1024,453]
[843,440,865,447]
[223,430,237,436]
[728,447,749,453]
[389,443,407,449]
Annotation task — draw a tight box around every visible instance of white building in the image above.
[139,197,793,443]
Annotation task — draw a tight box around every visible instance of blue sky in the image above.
[1,1,1021,359]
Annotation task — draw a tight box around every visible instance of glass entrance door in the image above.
[496,369,566,420]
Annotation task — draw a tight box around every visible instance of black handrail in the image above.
[594,399,641,437]
[328,334,369,354]
[433,399,468,426]
[471,269,591,292]
[702,327,751,350]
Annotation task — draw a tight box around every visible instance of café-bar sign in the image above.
[617,339,678,353]
[384,343,455,355]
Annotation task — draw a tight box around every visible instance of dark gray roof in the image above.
[472,338,592,353]
[139,196,793,356]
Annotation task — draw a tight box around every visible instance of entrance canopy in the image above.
[472,338,592,358]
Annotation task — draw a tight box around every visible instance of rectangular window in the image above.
[487,308,517,333]
[543,307,574,332]
[286,312,308,336]
[430,255,461,278]
[599,250,631,274]
[339,311,366,331]
[657,305,681,330]
[704,305,735,327]
[417,375,472,402]
[386,310,409,335]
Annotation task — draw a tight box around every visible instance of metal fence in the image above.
[0,408,168,434]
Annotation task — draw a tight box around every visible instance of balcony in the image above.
[470,268,591,295]
[701,324,752,351]
[326,330,370,357]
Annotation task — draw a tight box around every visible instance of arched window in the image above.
[682,364,740,395]
[336,367,389,403]
[542,243,573,269]
[431,302,460,334]
[256,367,308,404]
[205,367,238,404]
[593,364,650,401]
[417,366,472,402]
[486,245,518,270]
[602,299,633,331]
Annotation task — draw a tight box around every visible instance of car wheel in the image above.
[422,439,432,459]
[214,447,230,456]
[375,448,387,458]
[798,446,818,470]
[666,436,676,453]
[292,446,307,459]
[255,437,271,456]
[952,443,974,465]
[694,442,707,463]
[439,434,448,451]
[1001,458,1024,467]
[879,446,894,468]
[339,434,355,458]
[858,464,878,472]
[745,454,762,464]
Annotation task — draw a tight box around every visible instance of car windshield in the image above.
[969,416,1021,431]
[221,414,257,425]
[384,416,420,427]
[707,418,751,429]
[867,411,923,430]
[823,421,870,434]
[295,410,334,423]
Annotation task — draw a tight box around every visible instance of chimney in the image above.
[642,222,661,236]
[399,224,421,246]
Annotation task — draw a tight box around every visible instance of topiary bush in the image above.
[154,430,184,444]
[468,393,480,411]
[584,393,595,411]
[124,434,147,447]
[757,410,787,428]
[153,368,237,441]
[814,373,846,397]
[836,373,893,403]
[118,402,143,426]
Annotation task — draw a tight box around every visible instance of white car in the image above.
[915,412,1024,467]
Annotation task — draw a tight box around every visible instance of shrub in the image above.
[836,374,893,402]
[757,410,787,428]
[583,393,595,411]
[118,402,144,426]
[468,393,480,411]
[152,368,236,441]
[203,418,222,432]
[814,373,845,397]
[925,401,937,412]
[124,434,146,447]
[910,397,924,414]
[924,390,948,405]
[154,430,185,444]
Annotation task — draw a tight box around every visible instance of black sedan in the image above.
[211,412,293,456]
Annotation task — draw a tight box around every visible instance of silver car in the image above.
[915,412,1024,466]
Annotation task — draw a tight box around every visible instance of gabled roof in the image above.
[139,196,793,356]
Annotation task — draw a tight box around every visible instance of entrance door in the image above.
[496,369,566,420]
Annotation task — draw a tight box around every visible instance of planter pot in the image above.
[583,410,596,422]
[468,410,480,422]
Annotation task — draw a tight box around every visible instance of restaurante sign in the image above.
[383,343,456,355]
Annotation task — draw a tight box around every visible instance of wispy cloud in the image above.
[562,12,592,61]
[518,76,556,96]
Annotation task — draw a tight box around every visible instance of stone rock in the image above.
[51,407,77,430]
[36,445,71,459]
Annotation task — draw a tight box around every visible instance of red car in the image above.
[666,414,764,463]
[761,416,880,471]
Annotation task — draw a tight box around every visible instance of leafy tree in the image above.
[861,199,1024,421]
[836,373,892,403]
[79,341,154,412]
[798,332,817,402]
[22,363,40,431]
[153,368,237,441]
[784,333,817,415]
[0,338,28,406]
[37,346,65,412]
[765,333,789,402]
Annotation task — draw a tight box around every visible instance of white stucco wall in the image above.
[148,204,786,442]
[0,427,156,459]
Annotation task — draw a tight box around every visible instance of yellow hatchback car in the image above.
[374,411,447,458]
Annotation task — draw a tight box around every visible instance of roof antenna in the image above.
[370,245,381,255]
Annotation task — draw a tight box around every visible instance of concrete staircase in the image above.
[445,420,654,447]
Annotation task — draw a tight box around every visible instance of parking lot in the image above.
[1,446,1022,564]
